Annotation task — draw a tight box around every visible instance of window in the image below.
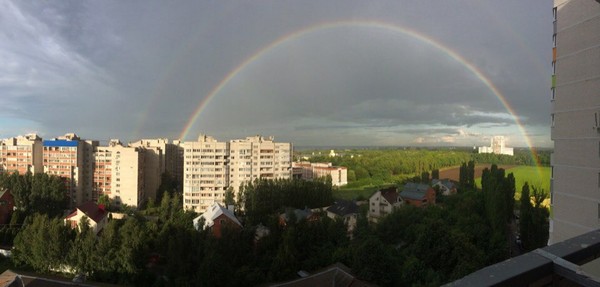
[551,114,555,127]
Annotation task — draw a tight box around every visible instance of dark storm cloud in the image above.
[0,1,551,147]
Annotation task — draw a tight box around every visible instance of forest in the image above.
[0,162,549,286]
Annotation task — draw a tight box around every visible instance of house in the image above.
[432,179,458,196]
[64,202,108,235]
[193,202,242,238]
[270,262,375,287]
[0,189,14,225]
[400,182,436,207]
[368,187,403,222]
[326,200,359,233]
[279,207,320,227]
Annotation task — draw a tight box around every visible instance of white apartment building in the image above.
[0,134,43,175]
[478,136,514,156]
[183,135,292,213]
[93,140,146,208]
[549,0,600,243]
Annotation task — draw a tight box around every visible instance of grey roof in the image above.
[432,179,456,189]
[326,200,358,217]
[400,182,431,200]
[280,208,314,223]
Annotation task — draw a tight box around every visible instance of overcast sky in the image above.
[0,1,552,147]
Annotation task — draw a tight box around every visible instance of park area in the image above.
[334,164,551,201]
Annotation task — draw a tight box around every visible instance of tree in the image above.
[421,171,430,183]
[12,214,73,272]
[431,169,440,180]
[69,216,97,274]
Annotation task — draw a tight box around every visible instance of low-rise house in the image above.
[431,179,458,196]
[270,262,375,287]
[193,202,242,238]
[64,202,108,235]
[326,200,359,233]
[400,182,436,207]
[368,187,403,222]
[279,207,320,227]
[0,189,14,225]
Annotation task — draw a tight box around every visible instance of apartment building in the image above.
[183,135,292,213]
[292,161,348,186]
[43,133,97,206]
[129,138,183,183]
[549,0,600,243]
[477,136,514,156]
[93,140,146,208]
[0,134,43,174]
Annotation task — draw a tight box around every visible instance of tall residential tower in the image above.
[550,0,600,243]
[183,135,292,213]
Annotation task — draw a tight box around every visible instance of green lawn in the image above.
[333,185,383,200]
[475,166,551,199]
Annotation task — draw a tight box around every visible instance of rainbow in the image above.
[177,20,541,168]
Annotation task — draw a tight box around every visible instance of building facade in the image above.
[93,140,147,208]
[183,135,292,213]
[0,134,43,174]
[478,136,514,156]
[129,138,184,185]
[549,0,600,244]
[42,133,97,207]
[292,162,348,186]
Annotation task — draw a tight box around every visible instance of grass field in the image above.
[333,185,380,200]
[475,166,551,199]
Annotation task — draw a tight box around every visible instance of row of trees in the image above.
[0,172,68,218]
[239,178,334,225]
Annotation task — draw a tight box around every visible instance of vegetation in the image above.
[0,172,68,218]
[298,148,551,200]
[0,153,552,286]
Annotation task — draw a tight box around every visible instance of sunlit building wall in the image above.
[43,133,97,207]
[93,140,146,208]
[550,0,600,243]
[0,134,43,175]
[183,135,292,213]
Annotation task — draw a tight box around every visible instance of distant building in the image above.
[400,182,436,207]
[43,133,98,206]
[478,136,514,156]
[0,134,43,175]
[292,162,348,186]
[368,187,403,222]
[129,138,184,187]
[193,202,242,238]
[93,140,147,208]
[64,202,108,235]
[550,0,600,244]
[183,135,292,213]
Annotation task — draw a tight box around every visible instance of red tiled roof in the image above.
[65,202,107,223]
